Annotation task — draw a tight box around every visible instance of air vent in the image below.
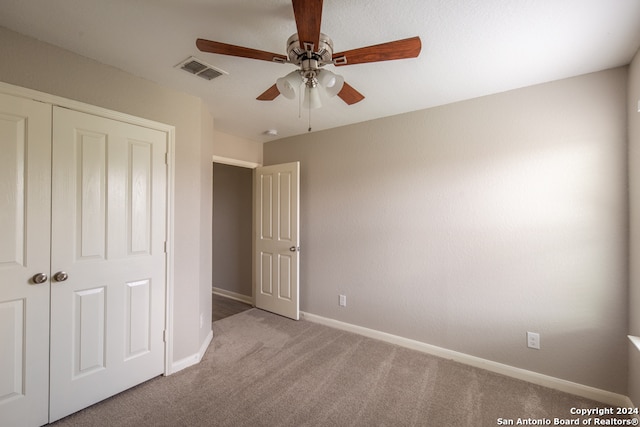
[176,56,228,81]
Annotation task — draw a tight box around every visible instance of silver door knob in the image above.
[53,271,69,282]
[32,273,48,284]
[289,246,299,252]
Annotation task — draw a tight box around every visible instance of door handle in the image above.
[53,271,69,282]
[289,246,300,252]
[32,273,48,284]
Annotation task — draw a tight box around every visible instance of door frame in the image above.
[0,81,176,376]
[211,155,262,306]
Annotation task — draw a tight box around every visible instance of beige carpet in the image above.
[51,309,628,426]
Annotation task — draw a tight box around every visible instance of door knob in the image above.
[32,273,48,284]
[53,271,69,282]
[289,246,299,252]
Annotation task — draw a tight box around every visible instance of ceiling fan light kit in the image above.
[304,85,322,109]
[276,70,302,100]
[318,69,344,97]
[196,0,421,112]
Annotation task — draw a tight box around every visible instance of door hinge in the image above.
[163,330,167,342]
[164,241,167,253]
[165,152,168,164]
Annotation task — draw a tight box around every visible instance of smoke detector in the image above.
[176,56,228,81]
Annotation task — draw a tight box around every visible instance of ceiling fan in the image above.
[196,0,421,108]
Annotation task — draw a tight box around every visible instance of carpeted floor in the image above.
[50,309,630,426]
[212,293,253,321]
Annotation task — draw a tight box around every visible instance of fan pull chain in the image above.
[302,84,311,132]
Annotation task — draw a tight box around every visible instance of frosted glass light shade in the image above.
[304,86,322,109]
[318,69,344,97]
[276,71,302,99]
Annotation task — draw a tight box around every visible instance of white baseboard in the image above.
[301,311,631,407]
[212,287,254,305]
[199,329,214,360]
[170,329,213,374]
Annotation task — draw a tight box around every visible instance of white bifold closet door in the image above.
[0,94,168,426]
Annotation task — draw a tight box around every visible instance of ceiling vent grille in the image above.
[176,56,228,81]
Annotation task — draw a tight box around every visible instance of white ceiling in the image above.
[1,0,639,142]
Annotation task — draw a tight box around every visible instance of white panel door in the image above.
[255,162,300,320]
[49,107,167,422]
[0,94,52,426]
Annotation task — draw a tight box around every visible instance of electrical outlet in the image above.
[339,294,346,307]
[527,332,540,350]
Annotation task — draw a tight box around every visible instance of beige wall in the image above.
[629,48,640,406]
[213,130,263,165]
[199,104,215,347]
[265,68,629,394]
[0,26,211,363]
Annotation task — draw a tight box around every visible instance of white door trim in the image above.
[212,155,262,169]
[0,81,176,377]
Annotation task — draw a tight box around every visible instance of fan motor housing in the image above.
[286,33,334,66]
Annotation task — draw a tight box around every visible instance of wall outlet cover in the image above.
[527,332,540,350]
[339,294,347,307]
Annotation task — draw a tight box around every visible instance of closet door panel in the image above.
[49,107,167,422]
[0,93,52,427]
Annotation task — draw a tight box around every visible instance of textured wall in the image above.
[265,68,629,393]
[629,48,640,405]
[213,163,253,297]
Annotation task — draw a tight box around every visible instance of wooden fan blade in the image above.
[257,84,281,101]
[292,0,323,51]
[333,36,421,66]
[337,82,365,105]
[196,39,287,63]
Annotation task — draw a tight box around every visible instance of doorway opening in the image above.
[212,157,259,321]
